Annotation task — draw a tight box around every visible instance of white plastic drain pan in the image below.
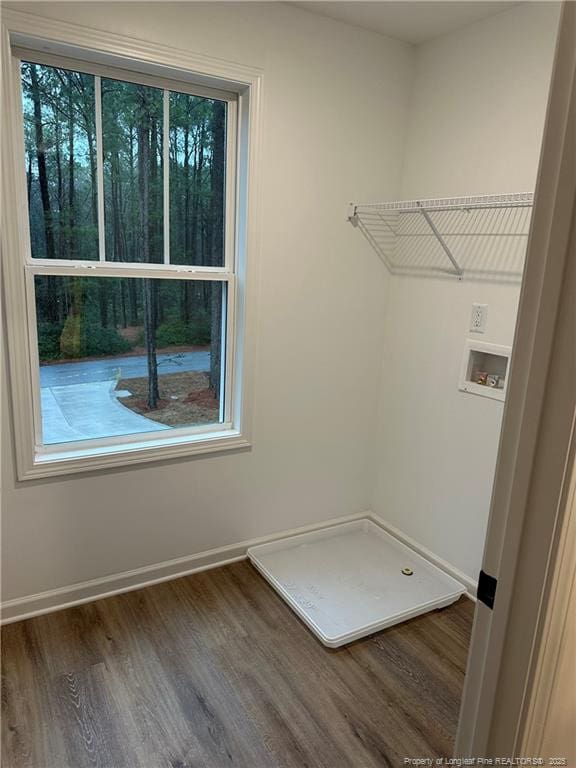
[248,520,466,647]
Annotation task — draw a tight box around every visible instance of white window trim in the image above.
[1,9,263,480]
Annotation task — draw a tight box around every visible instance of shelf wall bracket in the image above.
[417,202,463,278]
[347,203,359,226]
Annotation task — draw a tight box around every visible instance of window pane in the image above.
[169,91,226,266]
[102,79,164,263]
[34,275,225,445]
[21,61,98,260]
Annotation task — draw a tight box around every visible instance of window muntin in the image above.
[18,53,237,461]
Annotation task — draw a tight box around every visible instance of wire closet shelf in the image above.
[348,192,534,281]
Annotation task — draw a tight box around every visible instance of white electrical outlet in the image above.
[470,303,488,333]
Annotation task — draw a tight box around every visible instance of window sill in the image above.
[20,429,251,480]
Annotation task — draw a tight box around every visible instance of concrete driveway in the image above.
[40,349,210,445]
[41,381,171,444]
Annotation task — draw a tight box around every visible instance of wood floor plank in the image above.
[94,593,218,768]
[25,603,108,678]
[1,561,475,768]
[55,662,133,768]
[1,621,70,768]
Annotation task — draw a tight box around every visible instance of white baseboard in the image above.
[368,512,478,599]
[1,509,476,625]
[0,511,367,625]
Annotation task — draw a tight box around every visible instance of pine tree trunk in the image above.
[129,280,138,326]
[143,278,159,408]
[98,284,109,327]
[111,290,118,327]
[111,149,123,262]
[26,153,32,202]
[121,281,128,328]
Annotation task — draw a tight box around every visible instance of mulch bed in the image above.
[116,371,219,427]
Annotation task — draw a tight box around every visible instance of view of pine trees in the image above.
[22,60,227,409]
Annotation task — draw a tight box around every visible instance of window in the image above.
[4,40,255,477]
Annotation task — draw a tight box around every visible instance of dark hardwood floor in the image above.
[1,561,474,768]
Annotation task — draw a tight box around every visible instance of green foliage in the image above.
[189,316,211,346]
[156,316,211,348]
[59,314,82,358]
[37,322,64,361]
[155,320,189,347]
[84,326,132,357]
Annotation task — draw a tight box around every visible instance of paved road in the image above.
[40,349,210,388]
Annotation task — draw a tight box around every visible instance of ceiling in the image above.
[291,2,520,45]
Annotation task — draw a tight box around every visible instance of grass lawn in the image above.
[116,371,219,427]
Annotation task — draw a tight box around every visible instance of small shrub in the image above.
[85,326,132,357]
[155,317,211,347]
[156,320,190,348]
[37,322,64,361]
[59,315,83,358]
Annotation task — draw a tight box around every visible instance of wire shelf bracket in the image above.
[348,192,534,282]
[417,203,463,278]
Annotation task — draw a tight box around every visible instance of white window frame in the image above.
[1,10,263,480]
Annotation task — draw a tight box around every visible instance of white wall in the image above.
[1,2,413,601]
[371,3,560,580]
